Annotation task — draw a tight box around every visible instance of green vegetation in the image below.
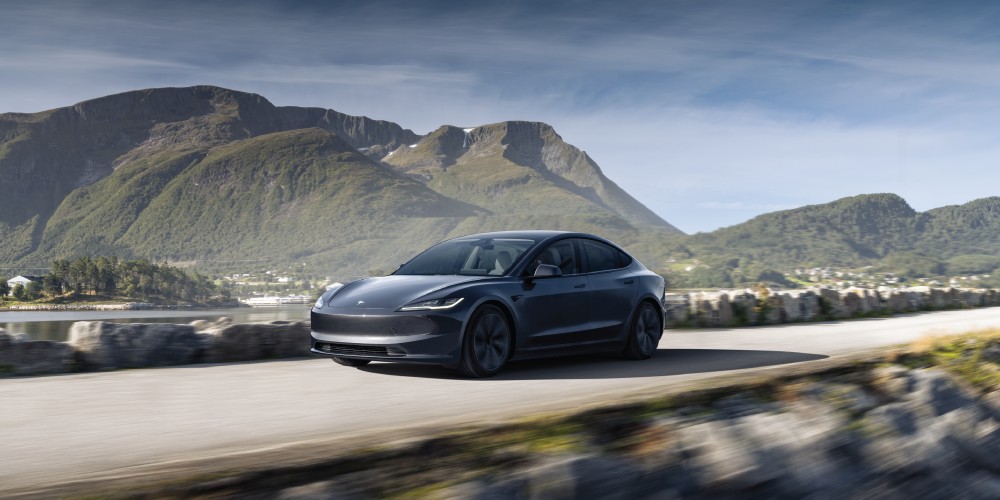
[0,256,222,306]
[1,87,998,287]
[663,193,1000,287]
[901,329,1000,393]
[0,87,682,278]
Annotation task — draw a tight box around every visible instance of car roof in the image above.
[447,230,615,245]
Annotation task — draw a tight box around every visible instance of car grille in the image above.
[315,342,403,357]
[310,313,437,336]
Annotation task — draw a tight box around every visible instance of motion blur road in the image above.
[5,307,1000,493]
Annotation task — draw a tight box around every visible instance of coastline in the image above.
[0,302,247,312]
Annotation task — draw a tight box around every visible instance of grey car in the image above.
[310,230,665,377]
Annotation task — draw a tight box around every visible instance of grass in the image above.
[901,328,1000,392]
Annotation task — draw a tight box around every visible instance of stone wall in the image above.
[0,319,312,376]
[664,286,1000,328]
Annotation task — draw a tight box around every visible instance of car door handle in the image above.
[574,283,586,289]
[623,280,634,285]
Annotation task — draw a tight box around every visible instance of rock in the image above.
[870,365,912,401]
[203,321,311,362]
[865,403,918,435]
[0,332,76,376]
[486,454,641,499]
[275,479,358,499]
[802,382,879,414]
[675,420,779,492]
[982,344,1000,365]
[189,319,211,331]
[68,321,204,370]
[818,288,844,318]
[908,369,975,417]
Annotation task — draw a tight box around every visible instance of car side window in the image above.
[526,240,579,276]
[582,240,623,273]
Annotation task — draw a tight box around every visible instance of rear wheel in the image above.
[332,357,371,367]
[623,302,662,360]
[459,304,512,378]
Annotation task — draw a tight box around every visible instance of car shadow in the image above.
[355,348,828,380]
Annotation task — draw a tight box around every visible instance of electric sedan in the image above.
[310,231,665,377]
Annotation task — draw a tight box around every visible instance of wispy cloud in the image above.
[3,0,1000,232]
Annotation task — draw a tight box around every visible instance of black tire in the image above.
[331,357,371,367]
[459,304,512,378]
[623,302,662,360]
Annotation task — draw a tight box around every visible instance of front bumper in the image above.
[310,308,464,366]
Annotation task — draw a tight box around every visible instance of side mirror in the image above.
[532,264,562,278]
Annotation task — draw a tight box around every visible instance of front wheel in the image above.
[459,305,512,378]
[332,357,371,367]
[623,302,662,360]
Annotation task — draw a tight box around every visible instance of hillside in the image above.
[666,193,1000,287]
[0,86,680,275]
[4,86,996,284]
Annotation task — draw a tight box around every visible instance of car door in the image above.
[516,239,592,348]
[581,239,638,341]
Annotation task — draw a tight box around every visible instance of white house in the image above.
[6,275,42,288]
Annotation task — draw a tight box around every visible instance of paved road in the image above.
[4,307,1000,493]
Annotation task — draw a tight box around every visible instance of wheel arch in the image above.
[461,298,517,346]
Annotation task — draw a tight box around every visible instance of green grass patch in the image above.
[901,328,1000,392]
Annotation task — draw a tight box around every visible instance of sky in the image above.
[3,0,1000,233]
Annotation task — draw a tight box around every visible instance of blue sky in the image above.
[4,0,1000,233]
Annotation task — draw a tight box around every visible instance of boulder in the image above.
[203,321,311,362]
[68,321,205,370]
[0,331,76,376]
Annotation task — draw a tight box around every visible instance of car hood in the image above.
[327,275,488,310]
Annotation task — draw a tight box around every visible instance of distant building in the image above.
[241,295,310,306]
[6,275,43,288]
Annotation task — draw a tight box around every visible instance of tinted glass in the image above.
[525,240,579,276]
[582,240,622,273]
[617,249,633,268]
[395,238,536,276]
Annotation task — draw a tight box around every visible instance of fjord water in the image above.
[0,305,310,342]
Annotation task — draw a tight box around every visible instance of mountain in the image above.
[666,193,1000,286]
[0,86,680,275]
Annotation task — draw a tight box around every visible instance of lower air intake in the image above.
[316,342,398,357]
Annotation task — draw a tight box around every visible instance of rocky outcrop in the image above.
[0,319,311,376]
[255,364,1000,499]
[0,329,76,376]
[665,286,1000,328]
[202,320,311,362]
[69,321,206,370]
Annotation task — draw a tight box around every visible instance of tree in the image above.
[43,274,61,296]
[52,259,71,291]
[25,281,42,301]
[12,283,25,301]
[0,279,9,301]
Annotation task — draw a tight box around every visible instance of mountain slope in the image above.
[665,194,1000,286]
[0,86,679,273]
[384,122,678,230]
[683,194,922,266]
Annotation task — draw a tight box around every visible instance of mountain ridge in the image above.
[0,86,679,273]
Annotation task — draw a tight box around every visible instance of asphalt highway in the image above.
[5,307,1000,493]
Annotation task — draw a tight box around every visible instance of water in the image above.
[0,305,311,342]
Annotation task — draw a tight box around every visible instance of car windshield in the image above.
[394,238,537,276]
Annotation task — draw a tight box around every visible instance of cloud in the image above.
[3,0,1000,232]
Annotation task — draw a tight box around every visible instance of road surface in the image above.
[4,307,1000,493]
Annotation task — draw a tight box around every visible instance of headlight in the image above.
[314,295,325,309]
[398,297,464,311]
